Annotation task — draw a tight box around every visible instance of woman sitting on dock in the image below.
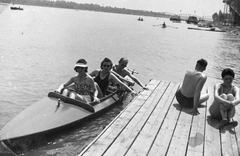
[209,68,240,127]
[55,59,100,104]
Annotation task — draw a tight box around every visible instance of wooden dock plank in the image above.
[79,80,240,156]
[186,95,207,155]
[221,122,239,156]
[103,81,171,156]
[220,98,240,156]
[125,82,180,156]
[233,102,240,155]
[147,85,181,156]
[79,79,162,156]
[166,101,194,155]
[204,87,221,156]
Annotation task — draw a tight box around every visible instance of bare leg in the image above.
[219,94,229,127]
[199,93,209,105]
[62,89,70,97]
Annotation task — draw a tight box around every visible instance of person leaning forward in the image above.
[209,68,240,128]
[175,58,209,115]
[112,57,148,90]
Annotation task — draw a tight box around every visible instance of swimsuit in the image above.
[74,83,91,95]
[209,84,236,120]
[176,89,194,108]
[94,71,110,96]
[218,84,235,96]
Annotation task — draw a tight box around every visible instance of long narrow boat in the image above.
[10,6,23,10]
[0,89,125,154]
[188,27,225,32]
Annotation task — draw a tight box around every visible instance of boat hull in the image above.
[0,90,123,154]
[188,27,225,32]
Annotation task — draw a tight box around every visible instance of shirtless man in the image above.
[176,59,209,115]
[112,57,148,90]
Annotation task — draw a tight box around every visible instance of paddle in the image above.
[127,68,139,75]
[153,24,178,29]
[153,24,162,27]
[166,25,178,29]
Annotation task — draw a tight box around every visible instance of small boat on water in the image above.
[186,16,198,25]
[170,15,181,23]
[188,27,226,32]
[0,87,127,154]
[10,6,23,10]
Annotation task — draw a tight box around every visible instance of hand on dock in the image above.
[142,86,149,90]
[190,108,200,115]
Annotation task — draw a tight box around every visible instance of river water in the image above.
[0,4,240,156]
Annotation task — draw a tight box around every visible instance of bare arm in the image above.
[111,70,134,85]
[232,86,240,106]
[109,73,135,93]
[88,77,100,103]
[213,83,233,106]
[191,76,207,115]
[89,69,99,78]
[56,77,74,93]
[126,71,147,89]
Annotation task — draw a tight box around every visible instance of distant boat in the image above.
[186,16,198,25]
[10,6,23,10]
[170,15,181,23]
[188,27,225,32]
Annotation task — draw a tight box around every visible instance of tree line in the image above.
[0,0,171,18]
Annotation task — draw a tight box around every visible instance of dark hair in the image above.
[100,57,113,69]
[119,57,128,63]
[74,59,88,72]
[197,59,208,68]
[221,68,235,78]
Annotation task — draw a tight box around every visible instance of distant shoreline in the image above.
[0,3,8,14]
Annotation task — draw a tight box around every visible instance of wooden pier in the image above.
[79,79,240,156]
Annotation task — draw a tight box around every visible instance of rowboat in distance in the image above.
[10,6,23,10]
[0,88,126,154]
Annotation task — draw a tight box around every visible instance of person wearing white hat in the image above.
[56,59,100,103]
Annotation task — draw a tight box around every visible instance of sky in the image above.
[68,0,225,16]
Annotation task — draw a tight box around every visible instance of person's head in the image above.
[74,59,88,72]
[118,57,129,69]
[196,58,208,71]
[221,68,235,84]
[100,58,113,70]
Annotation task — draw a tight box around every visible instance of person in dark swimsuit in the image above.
[209,68,240,128]
[56,59,100,103]
[176,59,209,115]
[89,58,136,96]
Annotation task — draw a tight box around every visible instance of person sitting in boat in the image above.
[112,57,148,90]
[89,57,136,97]
[162,22,166,28]
[209,68,240,128]
[55,59,100,104]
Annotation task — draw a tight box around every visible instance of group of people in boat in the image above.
[55,57,148,104]
[176,58,240,128]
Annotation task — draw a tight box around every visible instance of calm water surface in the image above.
[0,5,240,156]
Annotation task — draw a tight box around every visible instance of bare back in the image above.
[181,71,206,97]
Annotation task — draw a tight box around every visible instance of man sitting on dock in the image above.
[175,59,209,115]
